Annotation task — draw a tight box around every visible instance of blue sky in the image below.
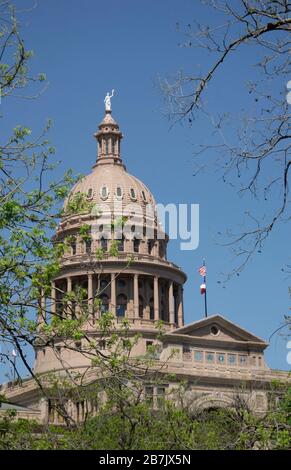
[2,0,290,374]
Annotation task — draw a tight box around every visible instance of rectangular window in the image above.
[258,356,262,367]
[133,239,140,253]
[71,239,77,255]
[157,387,166,409]
[228,354,237,365]
[146,340,153,350]
[206,352,214,363]
[118,238,124,252]
[216,353,225,364]
[48,399,55,424]
[239,355,248,366]
[85,239,91,254]
[194,350,203,362]
[101,238,107,251]
[145,386,154,407]
[98,340,106,350]
[183,346,192,361]
[250,356,257,367]
[111,138,115,154]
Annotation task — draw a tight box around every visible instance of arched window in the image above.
[117,293,127,317]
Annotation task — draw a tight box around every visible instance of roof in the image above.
[165,314,268,347]
[0,401,33,411]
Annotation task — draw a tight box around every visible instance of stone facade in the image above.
[1,107,290,423]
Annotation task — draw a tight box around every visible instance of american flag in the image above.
[198,265,206,277]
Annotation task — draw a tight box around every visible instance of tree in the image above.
[162,0,290,279]
[0,1,75,383]
[1,382,290,450]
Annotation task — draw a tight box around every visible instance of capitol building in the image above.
[1,99,289,424]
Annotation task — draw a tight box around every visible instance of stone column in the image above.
[133,274,139,319]
[88,273,93,315]
[51,281,56,317]
[177,285,184,327]
[154,276,159,321]
[169,281,175,324]
[110,273,116,316]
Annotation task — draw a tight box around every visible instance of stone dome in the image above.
[64,163,156,213]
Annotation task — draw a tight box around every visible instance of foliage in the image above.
[0,1,77,380]
[63,192,94,217]
[0,384,290,450]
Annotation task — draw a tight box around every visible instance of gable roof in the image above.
[165,314,268,346]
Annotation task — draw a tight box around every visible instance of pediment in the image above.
[167,315,267,346]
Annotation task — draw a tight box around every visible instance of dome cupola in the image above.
[94,90,123,167]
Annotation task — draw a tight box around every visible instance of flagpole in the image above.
[13,355,16,382]
[203,259,208,318]
[11,349,17,382]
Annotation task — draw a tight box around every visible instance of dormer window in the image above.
[130,188,136,200]
[116,186,123,199]
[100,186,109,200]
[87,188,93,199]
[142,190,146,201]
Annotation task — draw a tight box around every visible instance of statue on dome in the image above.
[104,89,115,112]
